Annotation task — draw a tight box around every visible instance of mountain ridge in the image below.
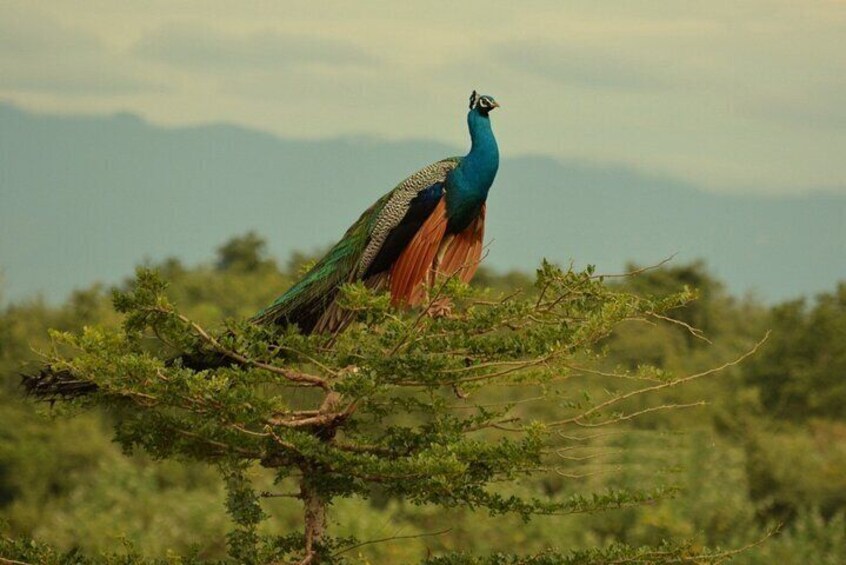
[1,102,843,304]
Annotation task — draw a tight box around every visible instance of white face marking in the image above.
[470,92,496,110]
[469,90,480,109]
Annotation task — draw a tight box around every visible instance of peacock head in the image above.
[469,90,500,116]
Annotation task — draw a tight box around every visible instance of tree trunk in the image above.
[300,476,327,564]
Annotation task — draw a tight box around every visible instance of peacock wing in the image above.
[437,202,486,284]
[389,202,486,307]
[357,157,460,278]
[251,157,461,333]
[389,198,450,306]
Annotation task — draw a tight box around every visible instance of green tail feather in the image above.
[251,193,390,332]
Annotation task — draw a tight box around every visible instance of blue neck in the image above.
[446,108,499,229]
[459,109,499,196]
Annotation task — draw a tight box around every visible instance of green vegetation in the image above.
[1,235,844,563]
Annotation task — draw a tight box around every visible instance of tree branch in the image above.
[547,333,769,428]
[152,307,328,389]
[332,528,452,558]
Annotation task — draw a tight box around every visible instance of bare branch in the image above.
[332,528,452,558]
[649,311,712,344]
[173,428,262,459]
[568,401,707,428]
[562,363,663,383]
[0,553,34,565]
[260,491,301,499]
[547,333,769,428]
[593,254,677,279]
[447,395,547,410]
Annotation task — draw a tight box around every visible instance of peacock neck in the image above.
[461,109,499,195]
[446,109,499,230]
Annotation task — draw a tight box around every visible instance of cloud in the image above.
[745,85,846,131]
[133,26,377,72]
[0,12,101,57]
[0,9,158,96]
[494,41,669,90]
[2,0,844,192]
[3,71,158,96]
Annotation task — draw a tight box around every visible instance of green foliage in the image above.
[743,510,846,565]
[215,231,276,273]
[744,283,846,421]
[424,538,749,565]
[23,255,730,562]
[222,461,267,563]
[745,420,846,522]
[1,234,844,563]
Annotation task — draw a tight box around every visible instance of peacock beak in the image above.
[492,101,501,108]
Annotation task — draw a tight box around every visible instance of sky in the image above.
[1,1,845,194]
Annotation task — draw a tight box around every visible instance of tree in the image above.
[15,261,765,564]
[744,283,846,421]
[216,231,276,273]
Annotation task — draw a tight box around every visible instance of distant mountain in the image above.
[1,102,843,304]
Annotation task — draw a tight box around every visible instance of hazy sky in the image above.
[2,1,844,194]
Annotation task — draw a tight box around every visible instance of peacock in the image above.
[251,90,500,334]
[24,90,500,396]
